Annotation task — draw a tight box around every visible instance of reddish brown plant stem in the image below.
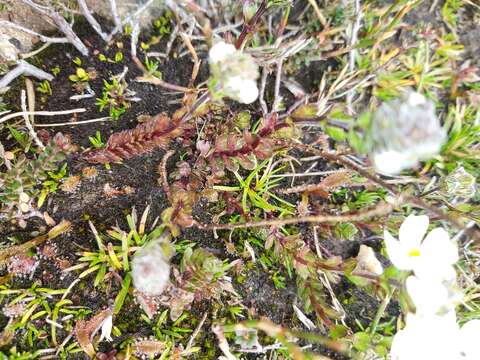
[235,0,268,49]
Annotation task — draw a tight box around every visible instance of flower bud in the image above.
[369,91,446,175]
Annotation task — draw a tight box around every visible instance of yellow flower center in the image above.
[408,248,421,257]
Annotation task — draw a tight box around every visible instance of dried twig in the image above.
[0,220,71,267]
[34,116,110,127]
[0,20,69,44]
[195,196,401,231]
[107,0,155,40]
[77,0,109,41]
[159,150,176,202]
[212,325,236,360]
[306,0,327,28]
[22,84,44,150]
[108,0,122,28]
[21,0,89,55]
[179,32,200,88]
[0,60,53,93]
[288,142,467,230]
[130,21,141,58]
[185,312,208,353]
[0,108,86,124]
[135,76,193,93]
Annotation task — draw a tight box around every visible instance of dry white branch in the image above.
[107,0,156,40]
[0,108,86,125]
[34,116,111,127]
[21,0,89,55]
[108,0,122,28]
[21,87,45,150]
[0,20,69,44]
[0,60,53,93]
[130,20,141,58]
[77,0,109,41]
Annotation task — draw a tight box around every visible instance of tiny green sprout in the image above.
[69,68,90,83]
[334,222,359,240]
[114,52,124,63]
[98,53,107,62]
[153,10,172,35]
[39,163,68,207]
[271,270,286,289]
[36,80,52,95]
[123,23,132,35]
[88,131,105,149]
[96,78,137,120]
[50,65,61,76]
[213,158,295,215]
[144,57,162,78]
[72,57,82,66]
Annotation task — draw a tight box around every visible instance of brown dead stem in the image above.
[195,196,401,231]
[159,150,176,202]
[0,220,71,267]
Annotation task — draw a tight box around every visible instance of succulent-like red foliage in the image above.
[84,114,183,163]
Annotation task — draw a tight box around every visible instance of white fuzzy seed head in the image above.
[131,236,173,296]
[208,41,259,104]
[369,91,446,175]
[209,41,236,63]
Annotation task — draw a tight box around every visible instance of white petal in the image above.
[421,228,458,266]
[460,320,480,360]
[209,41,236,63]
[406,276,454,315]
[399,214,429,249]
[372,150,412,175]
[390,313,460,360]
[99,315,113,342]
[238,79,258,104]
[391,313,459,360]
[407,92,428,106]
[384,230,413,271]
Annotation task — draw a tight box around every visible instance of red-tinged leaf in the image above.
[133,339,167,357]
[74,309,112,357]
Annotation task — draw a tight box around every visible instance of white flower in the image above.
[369,91,446,175]
[459,319,480,359]
[98,314,113,342]
[384,214,458,280]
[406,275,460,315]
[208,41,259,104]
[131,235,174,296]
[209,42,236,63]
[390,312,461,360]
[224,76,259,104]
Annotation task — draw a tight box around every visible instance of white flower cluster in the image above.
[370,92,446,175]
[208,41,259,104]
[385,215,480,360]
